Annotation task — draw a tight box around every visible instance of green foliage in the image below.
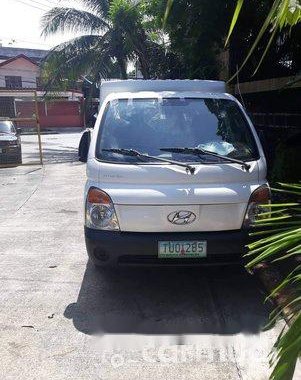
[161,0,232,79]
[41,7,109,36]
[108,0,154,78]
[164,1,301,82]
[269,313,301,380]
[226,0,301,80]
[247,183,301,380]
[224,0,244,47]
[41,0,164,85]
[271,140,301,184]
[109,0,136,20]
[163,0,174,27]
[40,34,115,90]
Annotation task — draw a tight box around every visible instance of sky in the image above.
[0,0,82,50]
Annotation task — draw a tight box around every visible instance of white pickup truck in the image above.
[80,80,269,267]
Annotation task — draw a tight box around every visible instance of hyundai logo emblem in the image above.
[167,211,196,225]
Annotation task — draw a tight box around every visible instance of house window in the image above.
[5,76,22,89]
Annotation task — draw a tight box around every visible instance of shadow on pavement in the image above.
[64,261,271,336]
[20,133,81,165]
[25,147,78,164]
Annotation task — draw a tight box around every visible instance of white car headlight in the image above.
[243,185,271,228]
[85,188,120,231]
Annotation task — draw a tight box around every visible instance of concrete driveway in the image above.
[0,133,284,379]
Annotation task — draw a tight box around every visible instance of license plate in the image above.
[158,241,207,259]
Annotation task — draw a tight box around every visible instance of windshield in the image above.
[0,121,15,134]
[97,98,258,164]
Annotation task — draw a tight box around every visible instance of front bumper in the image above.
[0,146,22,165]
[85,227,248,266]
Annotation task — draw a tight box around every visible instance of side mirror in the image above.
[78,129,91,163]
[17,128,22,135]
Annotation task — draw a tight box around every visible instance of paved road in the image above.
[20,133,79,164]
[0,133,286,380]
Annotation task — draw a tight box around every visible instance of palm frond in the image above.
[249,227,298,237]
[270,313,301,380]
[41,34,113,88]
[246,182,301,380]
[247,228,301,251]
[80,0,110,17]
[227,0,301,81]
[41,7,109,37]
[224,0,244,46]
[163,0,174,27]
[260,203,299,208]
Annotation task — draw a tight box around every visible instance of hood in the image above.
[86,159,266,232]
[0,133,17,142]
[87,158,263,205]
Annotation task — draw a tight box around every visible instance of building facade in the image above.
[0,46,84,129]
[0,47,47,89]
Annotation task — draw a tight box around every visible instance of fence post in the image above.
[34,91,43,166]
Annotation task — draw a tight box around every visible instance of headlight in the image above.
[85,187,120,231]
[243,185,271,228]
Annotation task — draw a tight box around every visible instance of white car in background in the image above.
[80,80,269,267]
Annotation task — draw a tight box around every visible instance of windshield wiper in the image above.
[102,148,196,175]
[160,147,251,171]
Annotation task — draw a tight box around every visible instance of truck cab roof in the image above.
[100,79,230,104]
[103,91,235,103]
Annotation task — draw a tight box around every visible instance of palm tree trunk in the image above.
[137,55,150,79]
[116,57,128,79]
[133,33,151,79]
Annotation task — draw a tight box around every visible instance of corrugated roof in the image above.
[0,54,39,67]
[0,46,49,62]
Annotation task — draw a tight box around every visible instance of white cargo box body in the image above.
[99,79,226,104]
[84,80,268,267]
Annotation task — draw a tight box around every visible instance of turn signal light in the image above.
[87,188,111,205]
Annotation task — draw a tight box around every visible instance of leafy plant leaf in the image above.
[225,0,244,47]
